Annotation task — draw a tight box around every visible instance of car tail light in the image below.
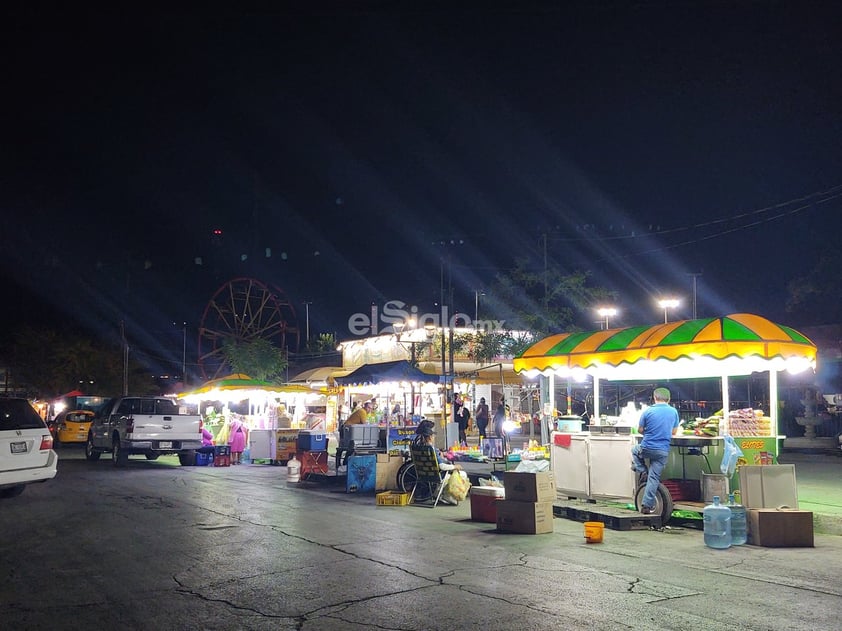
[40,434,54,450]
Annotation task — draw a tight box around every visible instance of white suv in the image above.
[0,398,58,498]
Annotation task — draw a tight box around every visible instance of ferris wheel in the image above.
[197,277,300,380]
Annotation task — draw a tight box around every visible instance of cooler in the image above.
[297,430,327,451]
[470,486,505,522]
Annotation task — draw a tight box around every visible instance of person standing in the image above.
[457,404,470,446]
[492,398,506,439]
[631,387,680,514]
[228,416,249,465]
[474,397,490,439]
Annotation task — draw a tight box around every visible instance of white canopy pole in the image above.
[721,375,730,433]
[769,370,779,436]
[593,376,601,422]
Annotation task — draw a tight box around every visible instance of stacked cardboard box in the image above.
[739,464,813,547]
[497,471,555,534]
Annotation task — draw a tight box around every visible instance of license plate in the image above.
[159,441,172,449]
[11,441,27,454]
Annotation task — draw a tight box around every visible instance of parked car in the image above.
[0,398,58,498]
[53,409,95,446]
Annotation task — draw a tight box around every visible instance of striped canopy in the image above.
[513,313,817,380]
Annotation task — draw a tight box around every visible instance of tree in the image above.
[491,257,616,336]
[786,250,842,325]
[305,332,338,354]
[221,337,288,382]
[5,326,156,397]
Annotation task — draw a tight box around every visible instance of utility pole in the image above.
[120,320,129,396]
[304,301,312,343]
[688,272,702,319]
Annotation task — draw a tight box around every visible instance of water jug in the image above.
[287,455,301,483]
[703,495,732,549]
[727,493,747,545]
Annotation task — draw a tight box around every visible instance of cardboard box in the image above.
[747,508,814,547]
[470,486,505,523]
[496,500,554,534]
[503,471,556,503]
[375,453,404,491]
[739,465,798,509]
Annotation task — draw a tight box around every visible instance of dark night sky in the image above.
[2,1,841,371]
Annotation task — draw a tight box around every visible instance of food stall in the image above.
[513,313,818,520]
[178,374,332,463]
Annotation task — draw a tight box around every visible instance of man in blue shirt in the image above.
[632,387,680,514]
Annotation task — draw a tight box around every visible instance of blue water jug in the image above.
[703,495,732,549]
[727,493,747,545]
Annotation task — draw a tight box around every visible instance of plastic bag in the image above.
[443,470,471,502]
[514,459,550,473]
[720,435,743,476]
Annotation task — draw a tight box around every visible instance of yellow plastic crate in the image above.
[376,491,409,506]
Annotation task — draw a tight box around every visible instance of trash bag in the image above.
[443,470,471,503]
[720,434,743,476]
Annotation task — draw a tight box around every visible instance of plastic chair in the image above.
[409,445,452,508]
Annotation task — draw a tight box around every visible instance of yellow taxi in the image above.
[54,410,95,447]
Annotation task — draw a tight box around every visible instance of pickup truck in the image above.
[85,396,203,467]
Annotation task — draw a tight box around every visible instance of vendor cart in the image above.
[517,313,818,525]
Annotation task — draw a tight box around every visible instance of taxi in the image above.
[54,410,95,446]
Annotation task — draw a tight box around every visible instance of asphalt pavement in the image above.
[5,446,841,630]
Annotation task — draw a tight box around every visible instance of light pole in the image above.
[181,322,187,382]
[688,272,702,319]
[597,307,617,330]
[473,289,485,326]
[658,298,680,324]
[304,301,312,342]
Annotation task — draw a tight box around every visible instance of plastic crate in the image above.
[214,454,231,467]
[376,491,409,506]
[214,445,231,456]
[196,452,213,466]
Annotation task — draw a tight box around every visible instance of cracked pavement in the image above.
[2,451,842,630]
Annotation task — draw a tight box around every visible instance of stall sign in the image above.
[387,426,418,455]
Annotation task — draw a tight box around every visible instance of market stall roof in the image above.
[289,366,348,385]
[333,360,436,385]
[178,374,317,404]
[513,313,817,381]
[415,361,524,385]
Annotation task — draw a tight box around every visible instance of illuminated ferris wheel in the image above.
[197,277,300,380]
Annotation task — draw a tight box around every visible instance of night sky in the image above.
[2,2,841,371]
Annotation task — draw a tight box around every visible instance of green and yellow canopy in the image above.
[513,313,817,381]
[178,374,319,404]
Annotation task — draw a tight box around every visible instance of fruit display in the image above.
[681,416,721,436]
[726,408,772,437]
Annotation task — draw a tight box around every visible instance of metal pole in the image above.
[182,322,187,382]
[304,302,312,342]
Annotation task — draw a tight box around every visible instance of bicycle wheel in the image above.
[634,482,674,524]
[397,462,431,501]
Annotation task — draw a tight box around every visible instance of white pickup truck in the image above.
[85,397,203,467]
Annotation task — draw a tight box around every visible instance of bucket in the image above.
[583,521,604,544]
[287,455,301,483]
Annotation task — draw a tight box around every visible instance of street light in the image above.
[597,307,617,330]
[474,289,485,326]
[658,298,680,323]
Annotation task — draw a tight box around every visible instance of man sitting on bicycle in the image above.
[631,387,680,515]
